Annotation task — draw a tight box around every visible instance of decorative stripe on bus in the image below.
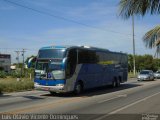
[34,79,66,86]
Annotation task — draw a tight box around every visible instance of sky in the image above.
[0,0,160,63]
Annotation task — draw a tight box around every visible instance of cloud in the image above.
[0,0,157,63]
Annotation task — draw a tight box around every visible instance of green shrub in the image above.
[0,71,7,78]
[10,71,24,78]
[0,84,6,93]
[24,68,34,78]
[0,78,34,93]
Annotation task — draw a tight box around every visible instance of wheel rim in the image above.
[113,81,116,87]
[76,84,81,94]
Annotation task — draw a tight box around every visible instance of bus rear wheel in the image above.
[112,80,116,88]
[116,79,120,87]
[74,82,83,95]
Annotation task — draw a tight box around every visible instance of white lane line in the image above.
[97,96,121,104]
[117,94,127,97]
[94,91,160,120]
[109,91,160,114]
[97,94,127,104]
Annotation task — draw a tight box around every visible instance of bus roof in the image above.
[40,46,68,50]
[40,45,109,50]
[39,45,126,55]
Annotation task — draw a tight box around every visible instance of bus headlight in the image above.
[34,82,39,85]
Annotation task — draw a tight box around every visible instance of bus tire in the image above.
[112,80,116,88]
[49,91,56,95]
[116,79,120,87]
[74,82,83,95]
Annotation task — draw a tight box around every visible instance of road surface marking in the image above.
[97,94,127,104]
[117,94,127,97]
[109,91,160,114]
[2,96,88,114]
[94,91,160,120]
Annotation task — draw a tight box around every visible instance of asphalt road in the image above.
[1,78,160,120]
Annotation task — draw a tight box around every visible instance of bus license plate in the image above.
[43,87,49,91]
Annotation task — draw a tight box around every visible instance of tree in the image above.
[119,0,160,19]
[128,54,158,71]
[143,26,160,55]
[128,54,133,71]
[119,0,160,54]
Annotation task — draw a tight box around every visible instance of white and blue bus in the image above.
[30,45,128,94]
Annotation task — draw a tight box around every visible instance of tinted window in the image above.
[96,52,127,67]
[38,49,65,59]
[66,49,77,78]
[77,49,127,67]
[78,50,98,64]
[97,52,118,65]
[96,52,104,62]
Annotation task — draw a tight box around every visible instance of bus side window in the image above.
[66,49,77,78]
[78,50,97,64]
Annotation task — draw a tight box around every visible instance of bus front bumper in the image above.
[34,83,66,93]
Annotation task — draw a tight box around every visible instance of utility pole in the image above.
[21,49,26,75]
[15,51,20,68]
[132,15,136,76]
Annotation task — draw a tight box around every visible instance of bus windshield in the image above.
[35,59,65,79]
[38,49,65,59]
[49,62,62,71]
[36,60,49,71]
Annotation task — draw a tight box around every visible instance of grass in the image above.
[128,72,138,78]
[0,77,34,93]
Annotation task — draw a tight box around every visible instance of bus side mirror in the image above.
[27,57,37,68]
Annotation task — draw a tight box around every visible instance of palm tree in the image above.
[119,0,160,19]
[143,25,160,55]
[119,0,160,54]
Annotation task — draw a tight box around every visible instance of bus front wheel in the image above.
[74,82,83,95]
[49,91,56,95]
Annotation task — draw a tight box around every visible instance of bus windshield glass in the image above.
[38,49,65,59]
[35,59,65,79]
[36,60,49,71]
[49,62,62,71]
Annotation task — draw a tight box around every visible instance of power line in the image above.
[0,48,38,51]
[3,0,133,37]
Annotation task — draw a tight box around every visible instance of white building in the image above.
[0,54,11,72]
